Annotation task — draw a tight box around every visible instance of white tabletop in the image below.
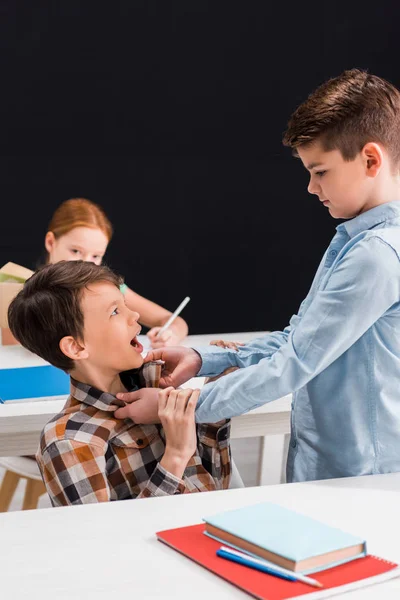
[1,473,399,599]
[0,332,292,455]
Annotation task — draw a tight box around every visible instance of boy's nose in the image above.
[308,177,321,195]
[128,310,140,324]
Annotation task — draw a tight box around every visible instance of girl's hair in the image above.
[47,198,113,241]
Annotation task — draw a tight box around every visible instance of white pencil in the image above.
[219,546,323,588]
[156,296,191,338]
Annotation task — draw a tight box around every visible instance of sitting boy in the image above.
[8,261,231,506]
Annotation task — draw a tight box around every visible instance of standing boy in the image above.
[117,69,400,482]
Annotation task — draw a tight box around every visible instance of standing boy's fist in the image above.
[144,347,202,388]
[159,387,200,479]
[114,388,160,423]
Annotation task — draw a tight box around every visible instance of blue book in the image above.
[0,365,70,401]
[203,502,367,575]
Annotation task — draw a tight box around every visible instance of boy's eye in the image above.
[316,170,327,177]
[71,249,80,254]
[111,307,119,316]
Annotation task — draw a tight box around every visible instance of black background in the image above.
[1,2,399,334]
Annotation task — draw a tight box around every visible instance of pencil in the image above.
[217,547,323,588]
[156,296,190,338]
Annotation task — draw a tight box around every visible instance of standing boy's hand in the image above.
[114,388,160,423]
[159,387,200,479]
[144,347,202,387]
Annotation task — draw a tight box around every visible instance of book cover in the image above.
[0,282,24,328]
[0,262,34,283]
[0,262,34,329]
[0,365,70,401]
[203,502,366,573]
[156,523,399,600]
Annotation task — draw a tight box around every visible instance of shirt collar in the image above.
[70,370,141,412]
[338,200,400,239]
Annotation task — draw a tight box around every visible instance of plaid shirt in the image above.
[36,371,231,506]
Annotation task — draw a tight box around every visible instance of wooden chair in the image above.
[0,457,46,511]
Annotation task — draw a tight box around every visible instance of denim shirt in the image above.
[194,201,400,482]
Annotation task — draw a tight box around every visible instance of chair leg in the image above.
[22,478,46,511]
[0,470,20,512]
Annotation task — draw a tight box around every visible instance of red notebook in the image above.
[156,524,399,599]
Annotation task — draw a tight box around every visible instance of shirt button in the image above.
[291,438,297,448]
[136,439,144,446]
[329,249,338,257]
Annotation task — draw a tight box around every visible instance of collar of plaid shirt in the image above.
[70,369,141,412]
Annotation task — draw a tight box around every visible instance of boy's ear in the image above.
[59,336,89,362]
[362,142,383,178]
[44,231,56,253]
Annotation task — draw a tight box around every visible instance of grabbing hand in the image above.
[114,388,160,423]
[159,387,200,476]
[147,327,181,349]
[144,346,202,388]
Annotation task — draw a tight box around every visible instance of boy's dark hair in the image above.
[283,69,400,167]
[8,261,122,372]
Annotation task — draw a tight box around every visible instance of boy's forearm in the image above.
[169,315,188,339]
[160,449,189,479]
[194,332,289,378]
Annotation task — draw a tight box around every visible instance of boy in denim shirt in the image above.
[118,69,400,482]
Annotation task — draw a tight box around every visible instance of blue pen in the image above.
[216,547,322,588]
[0,397,4,404]
[217,548,296,582]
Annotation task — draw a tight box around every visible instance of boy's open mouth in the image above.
[130,335,144,354]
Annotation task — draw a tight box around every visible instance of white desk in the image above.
[1,473,399,599]
[0,333,291,483]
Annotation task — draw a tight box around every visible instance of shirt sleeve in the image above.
[137,420,230,496]
[192,299,310,378]
[138,422,232,496]
[38,440,111,506]
[195,236,400,423]
[138,419,231,498]
[136,463,186,498]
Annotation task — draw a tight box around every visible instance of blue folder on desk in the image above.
[0,365,70,401]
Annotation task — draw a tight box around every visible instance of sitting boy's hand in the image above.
[159,387,200,478]
[114,388,160,424]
